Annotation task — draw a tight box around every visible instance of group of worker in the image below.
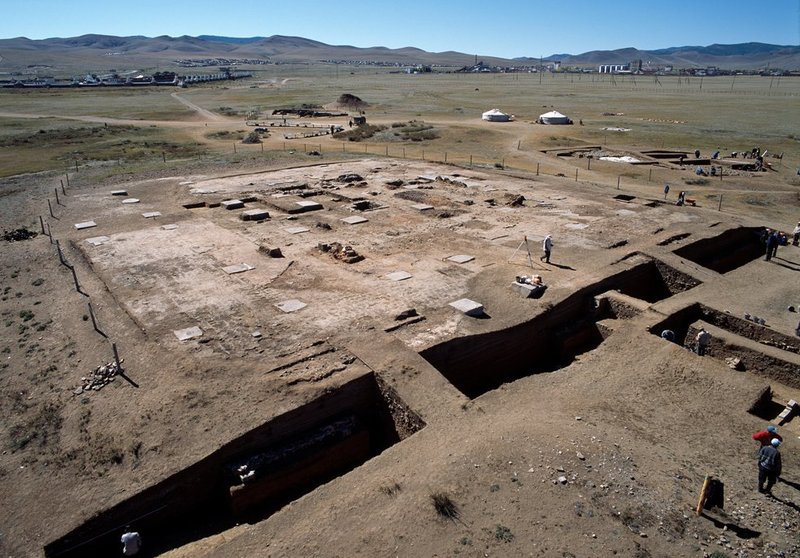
[752,425,783,495]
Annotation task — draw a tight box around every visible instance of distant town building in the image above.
[598,64,630,74]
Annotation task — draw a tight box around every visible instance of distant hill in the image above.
[0,35,797,75]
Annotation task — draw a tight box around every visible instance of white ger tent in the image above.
[538,110,572,125]
[482,108,512,122]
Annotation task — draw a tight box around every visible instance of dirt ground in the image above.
[1,137,800,558]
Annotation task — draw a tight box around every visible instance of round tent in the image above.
[482,108,512,122]
[538,110,572,125]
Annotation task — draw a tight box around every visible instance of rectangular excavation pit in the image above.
[673,226,764,273]
[649,303,800,388]
[613,194,636,202]
[421,257,701,399]
[44,373,424,558]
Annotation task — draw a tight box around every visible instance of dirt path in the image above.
[170,92,228,122]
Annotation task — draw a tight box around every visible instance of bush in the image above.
[242,131,262,144]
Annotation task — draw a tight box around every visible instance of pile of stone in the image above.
[74,360,122,394]
[318,242,364,264]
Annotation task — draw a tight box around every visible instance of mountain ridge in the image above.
[0,34,797,72]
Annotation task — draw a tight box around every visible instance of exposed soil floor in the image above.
[1,153,799,558]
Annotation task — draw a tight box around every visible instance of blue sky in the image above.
[1,0,798,59]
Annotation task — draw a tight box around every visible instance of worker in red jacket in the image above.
[753,425,782,447]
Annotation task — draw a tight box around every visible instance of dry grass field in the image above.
[1,69,800,558]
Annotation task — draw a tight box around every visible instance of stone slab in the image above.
[74,221,97,230]
[411,203,434,211]
[512,281,547,298]
[449,298,484,317]
[222,199,245,210]
[85,236,110,246]
[275,299,307,313]
[173,326,203,341]
[241,209,270,221]
[447,254,475,264]
[386,271,412,282]
[341,216,368,225]
[161,224,178,230]
[142,212,162,219]
[121,198,140,204]
[110,190,128,196]
[286,226,310,234]
[222,263,254,275]
[296,200,323,210]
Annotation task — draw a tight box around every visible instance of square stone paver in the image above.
[411,203,434,211]
[341,216,368,225]
[296,200,323,211]
[173,326,203,341]
[449,298,484,317]
[447,254,475,264]
[275,299,307,313]
[222,263,254,275]
[386,271,412,282]
[85,236,110,246]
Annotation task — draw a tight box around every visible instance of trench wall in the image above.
[422,258,700,398]
[673,226,764,273]
[45,372,423,558]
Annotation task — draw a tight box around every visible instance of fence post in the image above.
[617,176,621,189]
[536,163,540,176]
[60,179,66,194]
[444,152,447,163]
[87,302,106,337]
[575,169,578,181]
[718,194,723,211]
[39,215,45,235]
[587,158,591,170]
[48,199,55,218]
[65,174,70,187]
[55,188,62,206]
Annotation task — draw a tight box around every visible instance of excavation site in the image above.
[3,151,800,558]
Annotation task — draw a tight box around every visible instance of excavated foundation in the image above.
[44,373,424,558]
[421,256,701,398]
[649,303,800,387]
[673,226,764,273]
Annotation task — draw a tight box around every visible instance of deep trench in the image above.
[673,226,765,273]
[44,373,424,558]
[421,256,701,399]
[649,303,800,388]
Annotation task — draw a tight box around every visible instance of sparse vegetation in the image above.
[333,124,386,142]
[431,491,459,520]
[493,524,514,543]
[379,481,402,496]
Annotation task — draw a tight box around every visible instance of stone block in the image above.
[512,281,547,298]
[449,298,484,317]
[448,254,475,264]
[142,212,162,219]
[275,299,307,313]
[74,221,97,230]
[85,236,110,246]
[174,326,203,341]
[286,226,310,234]
[161,224,178,230]
[222,263,254,275]
[295,200,323,212]
[241,209,270,221]
[386,271,412,281]
[110,190,128,196]
[411,203,434,211]
[121,198,140,204]
[222,199,245,210]
[340,216,368,225]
